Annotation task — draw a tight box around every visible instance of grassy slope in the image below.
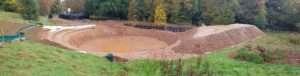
[0,11,53,25]
[203,48,300,76]
[0,11,300,76]
[0,42,107,76]
[0,11,29,24]
[0,39,299,76]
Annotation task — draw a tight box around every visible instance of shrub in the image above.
[289,37,300,45]
[235,45,273,64]
[245,51,264,64]
[236,48,264,64]
[261,51,273,62]
[235,48,248,58]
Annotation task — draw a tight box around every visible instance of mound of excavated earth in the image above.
[175,24,265,54]
[39,20,264,60]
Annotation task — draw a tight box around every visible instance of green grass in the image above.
[262,32,300,51]
[0,11,53,26]
[0,41,108,76]
[0,36,299,76]
[202,47,300,76]
[0,41,204,76]
[0,11,28,24]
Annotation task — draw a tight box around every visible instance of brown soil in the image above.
[283,51,300,65]
[50,17,96,26]
[40,20,264,60]
[175,24,265,54]
[79,36,168,53]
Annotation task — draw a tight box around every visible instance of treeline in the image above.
[0,0,63,21]
[0,0,39,20]
[0,0,299,31]
[85,0,300,31]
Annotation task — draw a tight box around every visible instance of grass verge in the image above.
[0,40,299,76]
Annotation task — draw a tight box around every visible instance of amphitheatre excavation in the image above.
[40,21,264,60]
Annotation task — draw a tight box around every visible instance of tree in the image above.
[237,0,267,28]
[19,0,39,21]
[0,0,4,9]
[164,0,180,23]
[3,0,18,12]
[50,0,62,14]
[85,0,129,19]
[38,0,55,16]
[266,0,300,31]
[201,0,238,25]
[154,3,167,25]
[190,0,202,25]
[127,0,138,21]
[254,8,268,29]
[134,0,155,21]
[176,0,194,24]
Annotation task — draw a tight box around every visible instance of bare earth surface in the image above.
[79,36,168,53]
[50,17,96,26]
[39,20,264,60]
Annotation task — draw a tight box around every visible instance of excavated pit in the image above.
[40,20,264,60]
[79,36,168,53]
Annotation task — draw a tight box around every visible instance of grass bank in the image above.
[0,11,53,26]
[0,33,299,76]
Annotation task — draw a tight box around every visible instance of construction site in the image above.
[38,20,264,60]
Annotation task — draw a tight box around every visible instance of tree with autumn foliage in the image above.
[154,3,167,25]
[3,0,18,12]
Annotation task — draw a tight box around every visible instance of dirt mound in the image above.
[40,20,264,60]
[175,24,265,54]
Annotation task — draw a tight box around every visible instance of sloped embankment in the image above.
[175,24,265,54]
